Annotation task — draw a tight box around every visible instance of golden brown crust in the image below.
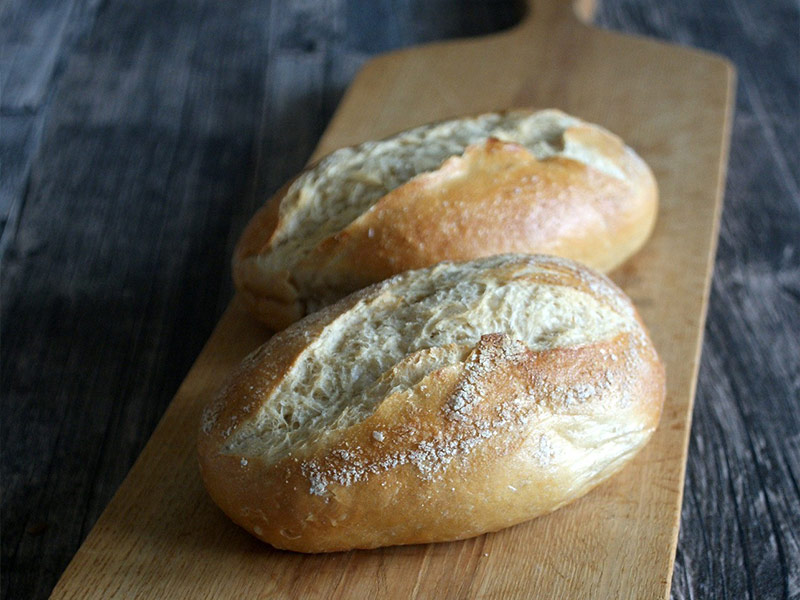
[198,255,665,552]
[232,110,658,330]
[298,138,653,289]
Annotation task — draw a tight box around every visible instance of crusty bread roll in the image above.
[234,109,658,330]
[199,254,665,552]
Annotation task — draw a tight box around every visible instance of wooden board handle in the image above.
[517,0,596,31]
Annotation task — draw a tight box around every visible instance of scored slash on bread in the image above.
[198,254,665,552]
[233,109,658,330]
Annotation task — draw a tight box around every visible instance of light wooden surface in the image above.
[48,0,734,597]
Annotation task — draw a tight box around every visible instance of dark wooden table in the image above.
[2,1,798,598]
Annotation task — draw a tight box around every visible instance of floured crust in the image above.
[233,109,658,330]
[199,254,665,552]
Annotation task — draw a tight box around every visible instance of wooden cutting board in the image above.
[50,1,734,598]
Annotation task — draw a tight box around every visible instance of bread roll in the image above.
[198,254,665,552]
[234,109,658,330]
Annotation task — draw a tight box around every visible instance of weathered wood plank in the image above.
[0,0,104,245]
[1,1,275,597]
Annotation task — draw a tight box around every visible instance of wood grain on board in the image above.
[43,0,734,597]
